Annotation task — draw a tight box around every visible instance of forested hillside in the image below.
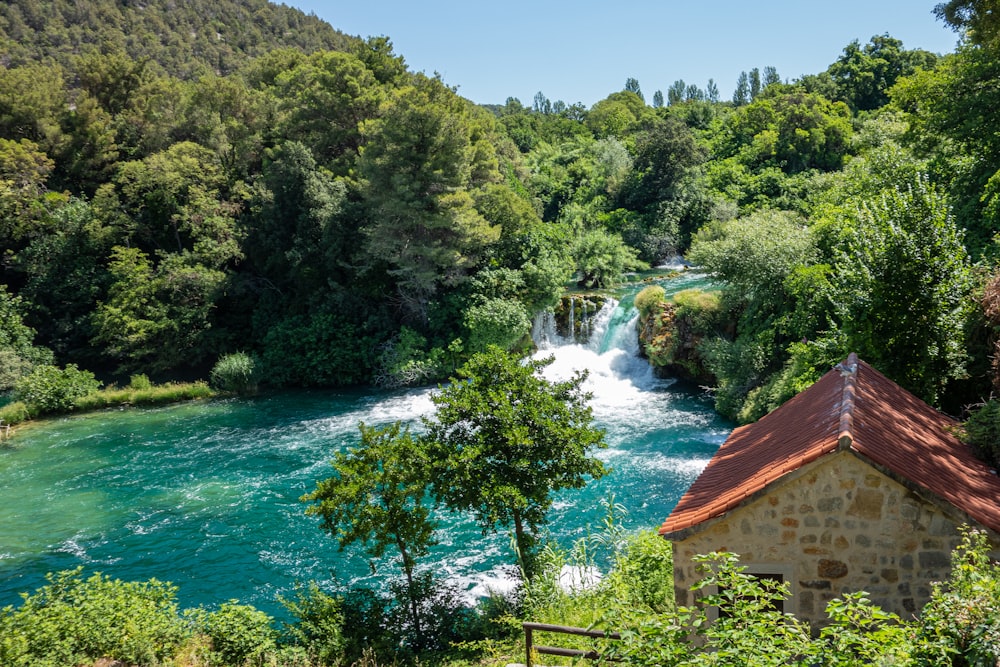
[0,0,354,77]
[2,0,1000,435]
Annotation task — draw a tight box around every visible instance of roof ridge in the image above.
[836,352,859,450]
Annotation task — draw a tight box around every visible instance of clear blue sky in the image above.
[288,1,961,107]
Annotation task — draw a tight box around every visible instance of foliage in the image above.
[827,176,973,404]
[463,297,532,354]
[303,421,438,645]
[634,284,667,319]
[960,398,1000,467]
[911,527,1000,666]
[11,363,100,415]
[0,0,354,80]
[423,347,607,577]
[0,567,188,667]
[0,285,53,391]
[280,583,346,666]
[211,351,260,395]
[688,210,816,301]
[72,381,213,412]
[372,327,447,389]
[572,228,648,289]
[193,601,278,666]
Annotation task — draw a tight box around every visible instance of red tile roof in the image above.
[660,353,1000,537]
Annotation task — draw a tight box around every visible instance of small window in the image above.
[705,562,795,620]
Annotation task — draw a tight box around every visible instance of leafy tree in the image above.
[358,76,501,324]
[652,89,664,108]
[706,78,720,103]
[624,77,644,102]
[463,297,532,354]
[273,50,384,171]
[91,246,226,373]
[749,67,762,99]
[827,34,937,112]
[243,140,349,296]
[733,71,750,106]
[828,176,972,405]
[763,65,781,87]
[303,421,437,642]
[12,363,100,415]
[100,141,242,269]
[422,347,607,576]
[0,284,53,390]
[572,228,647,289]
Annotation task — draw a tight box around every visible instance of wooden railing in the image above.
[522,622,621,667]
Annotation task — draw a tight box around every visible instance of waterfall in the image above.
[581,299,589,341]
[568,297,575,341]
[530,310,560,349]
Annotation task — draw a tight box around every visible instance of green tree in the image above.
[571,228,647,289]
[0,284,53,390]
[829,176,972,404]
[827,34,937,112]
[422,347,607,576]
[358,76,501,323]
[13,363,100,415]
[733,71,750,106]
[302,421,436,642]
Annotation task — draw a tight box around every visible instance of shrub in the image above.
[281,583,346,666]
[672,288,722,333]
[210,352,259,395]
[12,364,100,415]
[1,568,188,666]
[0,400,30,426]
[962,399,1000,467]
[911,527,1000,665]
[464,297,532,354]
[634,285,666,319]
[196,601,277,666]
[129,373,152,390]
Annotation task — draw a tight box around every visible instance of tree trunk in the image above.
[395,534,423,641]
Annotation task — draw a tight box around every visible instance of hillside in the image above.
[0,0,356,78]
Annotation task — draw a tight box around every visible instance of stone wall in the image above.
[670,450,995,627]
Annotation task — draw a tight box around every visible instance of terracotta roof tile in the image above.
[660,354,1000,537]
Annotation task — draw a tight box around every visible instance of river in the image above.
[0,270,731,616]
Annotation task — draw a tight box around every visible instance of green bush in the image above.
[210,352,260,395]
[281,583,346,666]
[634,285,666,319]
[197,601,277,666]
[11,364,100,415]
[911,527,1000,665]
[0,400,30,426]
[129,373,153,390]
[464,297,532,354]
[672,288,722,334]
[962,399,1000,467]
[0,568,188,667]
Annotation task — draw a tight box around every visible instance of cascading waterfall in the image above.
[568,297,575,340]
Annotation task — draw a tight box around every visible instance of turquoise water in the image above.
[0,271,731,616]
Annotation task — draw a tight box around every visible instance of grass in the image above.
[0,380,217,439]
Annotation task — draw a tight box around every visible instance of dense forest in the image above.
[3,1,1000,665]
[3,0,1000,435]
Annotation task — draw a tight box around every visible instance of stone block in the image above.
[918,550,950,570]
[847,488,884,521]
[818,497,842,512]
[805,515,820,527]
[818,559,848,578]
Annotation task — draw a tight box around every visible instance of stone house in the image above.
[659,353,1000,626]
